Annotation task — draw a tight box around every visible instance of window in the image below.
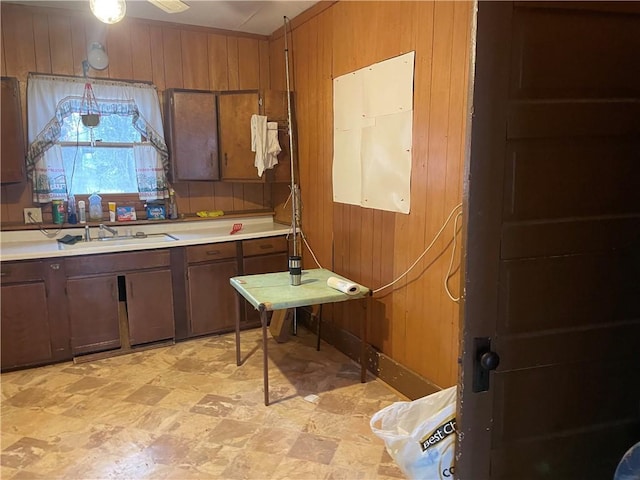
[59,113,141,194]
[26,73,169,204]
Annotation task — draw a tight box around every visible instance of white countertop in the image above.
[0,216,291,262]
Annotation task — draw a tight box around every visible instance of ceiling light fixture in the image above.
[148,0,190,14]
[90,0,127,24]
[82,42,109,77]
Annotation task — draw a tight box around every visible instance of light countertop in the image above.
[0,216,291,262]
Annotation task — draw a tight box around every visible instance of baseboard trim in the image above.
[299,308,441,400]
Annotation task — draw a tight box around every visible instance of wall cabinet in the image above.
[0,261,53,369]
[65,250,175,356]
[185,242,239,336]
[241,236,289,326]
[164,89,220,182]
[1,77,26,184]
[218,90,291,183]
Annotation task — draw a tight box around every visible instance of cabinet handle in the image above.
[0,271,8,277]
[206,250,221,256]
[50,263,60,270]
[225,152,228,166]
[260,244,273,250]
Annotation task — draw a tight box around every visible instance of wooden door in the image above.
[165,89,219,181]
[126,269,175,346]
[1,77,26,183]
[188,259,239,335]
[458,2,640,479]
[218,91,261,181]
[67,275,120,355]
[1,283,51,369]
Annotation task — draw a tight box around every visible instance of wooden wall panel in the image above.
[0,3,271,225]
[270,1,472,387]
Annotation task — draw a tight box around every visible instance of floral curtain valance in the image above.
[26,73,169,203]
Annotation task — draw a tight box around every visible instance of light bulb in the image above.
[87,43,109,70]
[90,0,126,25]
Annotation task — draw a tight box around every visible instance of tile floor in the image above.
[1,327,407,479]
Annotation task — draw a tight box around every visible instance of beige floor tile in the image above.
[1,328,406,479]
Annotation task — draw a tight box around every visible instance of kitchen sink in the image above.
[61,232,179,249]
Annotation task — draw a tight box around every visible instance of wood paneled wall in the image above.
[0,3,272,225]
[270,1,472,387]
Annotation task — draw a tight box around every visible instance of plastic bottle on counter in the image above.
[78,200,86,224]
[67,195,78,224]
[88,193,103,222]
[168,189,178,220]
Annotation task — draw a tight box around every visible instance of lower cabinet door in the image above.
[126,269,175,346]
[1,282,52,369]
[67,276,120,355]
[188,259,239,335]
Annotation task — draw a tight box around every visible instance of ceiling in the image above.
[7,0,319,36]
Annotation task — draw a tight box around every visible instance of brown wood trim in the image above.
[269,1,338,40]
[298,308,440,400]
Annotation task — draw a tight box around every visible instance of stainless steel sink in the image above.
[63,232,179,249]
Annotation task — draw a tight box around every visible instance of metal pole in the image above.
[284,16,298,257]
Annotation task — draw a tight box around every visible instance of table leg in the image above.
[261,307,269,406]
[316,304,323,352]
[361,293,371,383]
[235,294,241,366]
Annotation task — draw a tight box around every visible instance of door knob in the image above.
[480,351,500,371]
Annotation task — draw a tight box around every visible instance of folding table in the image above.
[230,268,370,405]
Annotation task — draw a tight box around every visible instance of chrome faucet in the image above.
[98,224,118,239]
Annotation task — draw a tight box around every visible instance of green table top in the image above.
[230,268,370,311]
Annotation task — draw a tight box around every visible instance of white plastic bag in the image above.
[370,386,457,480]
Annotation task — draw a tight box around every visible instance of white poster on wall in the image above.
[332,51,414,214]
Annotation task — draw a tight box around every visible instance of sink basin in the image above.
[61,232,179,249]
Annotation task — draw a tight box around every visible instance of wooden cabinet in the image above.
[0,261,53,369]
[218,90,291,183]
[67,275,120,355]
[127,270,174,346]
[1,77,26,184]
[164,89,219,182]
[65,250,175,356]
[241,236,289,326]
[185,242,239,336]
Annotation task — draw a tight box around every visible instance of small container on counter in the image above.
[78,200,86,224]
[108,202,116,222]
[88,193,103,222]
[52,200,65,224]
[67,195,78,224]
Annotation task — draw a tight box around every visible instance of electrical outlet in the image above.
[24,207,43,224]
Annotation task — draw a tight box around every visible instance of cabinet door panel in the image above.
[67,276,120,355]
[1,283,52,369]
[242,252,288,326]
[127,269,175,346]
[218,91,260,181]
[166,89,219,181]
[188,259,239,335]
[1,77,26,184]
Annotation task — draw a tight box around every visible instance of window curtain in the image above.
[26,73,169,203]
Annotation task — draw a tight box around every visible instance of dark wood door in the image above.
[1,282,52,369]
[126,269,175,346]
[67,275,120,355]
[458,2,640,479]
[165,89,219,181]
[188,259,239,335]
[1,77,26,183]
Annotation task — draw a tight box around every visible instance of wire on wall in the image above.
[298,203,464,302]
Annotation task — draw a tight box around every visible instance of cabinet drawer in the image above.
[0,260,43,284]
[242,236,288,257]
[186,242,237,264]
[65,250,170,276]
